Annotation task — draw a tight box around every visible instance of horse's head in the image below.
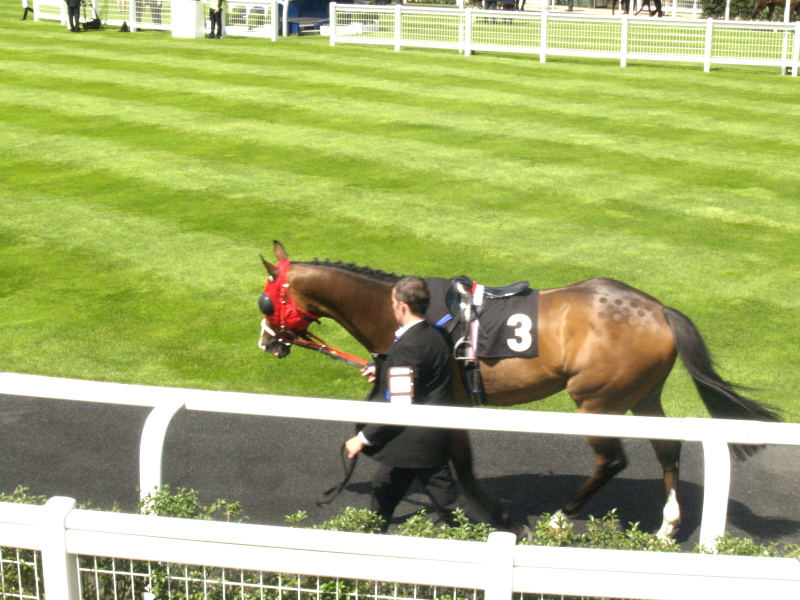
[258,241,320,359]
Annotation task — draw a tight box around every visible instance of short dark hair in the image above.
[394,276,430,317]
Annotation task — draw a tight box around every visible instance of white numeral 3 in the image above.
[506,314,533,352]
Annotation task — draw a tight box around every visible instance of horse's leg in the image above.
[560,434,628,518]
[630,384,682,539]
[449,429,515,531]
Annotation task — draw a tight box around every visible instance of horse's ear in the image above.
[260,254,280,279]
[273,240,288,262]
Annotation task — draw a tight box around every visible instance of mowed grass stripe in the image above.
[1,129,789,320]
[3,44,800,150]
[1,64,797,202]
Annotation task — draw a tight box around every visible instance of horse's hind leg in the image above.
[561,435,628,517]
[631,384,682,538]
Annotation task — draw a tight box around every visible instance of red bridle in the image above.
[260,260,368,368]
[262,259,320,336]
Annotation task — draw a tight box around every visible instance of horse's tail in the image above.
[663,306,781,460]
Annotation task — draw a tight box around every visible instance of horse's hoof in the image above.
[656,520,680,540]
[512,524,532,542]
[547,510,573,529]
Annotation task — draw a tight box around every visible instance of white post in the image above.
[698,439,731,550]
[139,400,185,501]
[783,0,790,22]
[620,14,629,67]
[703,17,713,71]
[792,21,800,76]
[464,7,472,56]
[671,0,676,17]
[539,8,547,62]
[40,497,80,600]
[394,3,401,51]
[129,0,137,31]
[485,532,516,600]
[724,0,729,21]
[271,0,279,40]
[282,0,289,35]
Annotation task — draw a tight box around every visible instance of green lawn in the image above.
[1,0,798,421]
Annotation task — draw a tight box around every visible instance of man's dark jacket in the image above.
[358,321,454,469]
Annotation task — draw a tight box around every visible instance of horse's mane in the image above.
[299,259,404,284]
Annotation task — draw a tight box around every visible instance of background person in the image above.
[345,277,464,533]
[65,0,82,31]
[21,0,34,19]
[208,0,225,38]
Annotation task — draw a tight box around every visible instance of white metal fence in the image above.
[2,496,800,600]
[328,4,800,74]
[31,0,279,38]
[2,372,800,599]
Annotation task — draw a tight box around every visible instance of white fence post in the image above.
[40,497,80,600]
[703,17,713,72]
[464,8,472,56]
[539,9,547,63]
[271,0,279,41]
[139,400,185,500]
[394,3,402,51]
[620,14,629,67]
[485,531,516,600]
[698,438,731,550]
[792,21,800,76]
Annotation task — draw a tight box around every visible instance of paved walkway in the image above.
[2,394,798,549]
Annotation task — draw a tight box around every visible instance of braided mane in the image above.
[300,259,404,284]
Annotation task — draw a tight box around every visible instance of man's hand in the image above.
[345,435,364,459]
[361,364,376,383]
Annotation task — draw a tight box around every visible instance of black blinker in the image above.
[259,293,275,316]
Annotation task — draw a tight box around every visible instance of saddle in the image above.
[435,276,530,406]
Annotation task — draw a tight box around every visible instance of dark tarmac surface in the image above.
[2,395,799,550]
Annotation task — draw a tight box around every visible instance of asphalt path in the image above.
[2,394,799,549]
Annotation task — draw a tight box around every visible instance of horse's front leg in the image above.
[449,430,517,533]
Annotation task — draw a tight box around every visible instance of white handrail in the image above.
[2,498,800,600]
[2,372,799,549]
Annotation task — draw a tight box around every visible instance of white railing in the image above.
[2,372,800,550]
[328,4,800,75]
[31,0,279,38]
[2,496,800,600]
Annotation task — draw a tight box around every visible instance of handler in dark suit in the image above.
[345,276,459,532]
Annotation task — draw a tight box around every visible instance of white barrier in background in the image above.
[31,0,279,39]
[2,372,800,550]
[328,4,800,75]
[2,496,800,600]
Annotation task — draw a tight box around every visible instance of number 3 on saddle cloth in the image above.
[424,276,539,406]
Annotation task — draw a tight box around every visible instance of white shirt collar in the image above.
[394,318,424,340]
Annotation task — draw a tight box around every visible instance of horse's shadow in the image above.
[346,473,800,545]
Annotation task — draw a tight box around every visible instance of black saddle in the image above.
[444,275,530,322]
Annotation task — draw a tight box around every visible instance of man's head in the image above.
[392,276,430,324]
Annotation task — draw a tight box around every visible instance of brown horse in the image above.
[751,0,800,20]
[257,241,780,538]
